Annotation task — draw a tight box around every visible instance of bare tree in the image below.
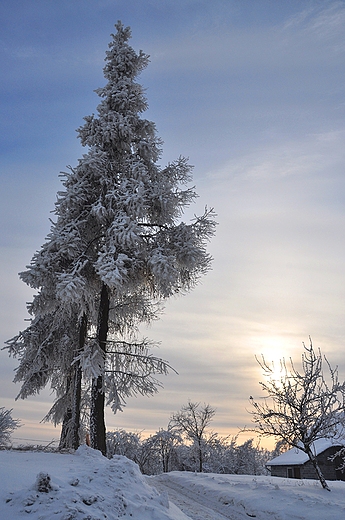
[169,401,215,472]
[247,339,345,491]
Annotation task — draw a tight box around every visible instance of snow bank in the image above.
[0,445,187,520]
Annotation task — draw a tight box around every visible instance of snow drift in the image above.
[0,445,186,520]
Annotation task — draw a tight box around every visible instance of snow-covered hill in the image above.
[1,446,345,519]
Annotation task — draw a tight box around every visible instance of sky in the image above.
[1,0,345,448]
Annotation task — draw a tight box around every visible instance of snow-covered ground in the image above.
[0,446,187,520]
[1,446,345,520]
[149,471,345,519]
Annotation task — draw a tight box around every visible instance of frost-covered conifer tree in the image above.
[6,22,216,455]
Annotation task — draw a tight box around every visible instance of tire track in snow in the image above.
[149,475,254,520]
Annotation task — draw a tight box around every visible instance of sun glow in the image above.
[254,336,293,383]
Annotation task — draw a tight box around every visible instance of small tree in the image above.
[169,401,215,472]
[0,407,20,446]
[233,439,269,476]
[248,339,345,491]
[106,429,142,461]
[141,428,183,474]
[198,433,236,474]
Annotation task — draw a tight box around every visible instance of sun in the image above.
[255,337,291,382]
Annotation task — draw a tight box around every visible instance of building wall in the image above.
[270,465,289,478]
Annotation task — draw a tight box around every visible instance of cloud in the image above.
[210,129,345,184]
[147,2,345,74]
[284,1,345,41]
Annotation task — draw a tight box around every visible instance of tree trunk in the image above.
[59,372,73,450]
[71,313,88,450]
[163,449,169,473]
[90,284,109,456]
[198,439,203,472]
[59,404,72,450]
[305,446,331,491]
[59,314,88,451]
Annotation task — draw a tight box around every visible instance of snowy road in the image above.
[148,470,345,520]
[149,474,255,520]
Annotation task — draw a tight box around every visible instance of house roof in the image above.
[267,437,345,467]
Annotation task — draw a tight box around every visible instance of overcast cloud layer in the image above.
[1,0,345,446]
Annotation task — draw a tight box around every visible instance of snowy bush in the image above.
[35,472,52,493]
[0,407,20,446]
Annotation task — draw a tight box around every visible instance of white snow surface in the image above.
[0,446,187,520]
[148,472,345,520]
[1,446,345,519]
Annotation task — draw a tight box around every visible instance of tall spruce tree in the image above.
[5,22,216,455]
